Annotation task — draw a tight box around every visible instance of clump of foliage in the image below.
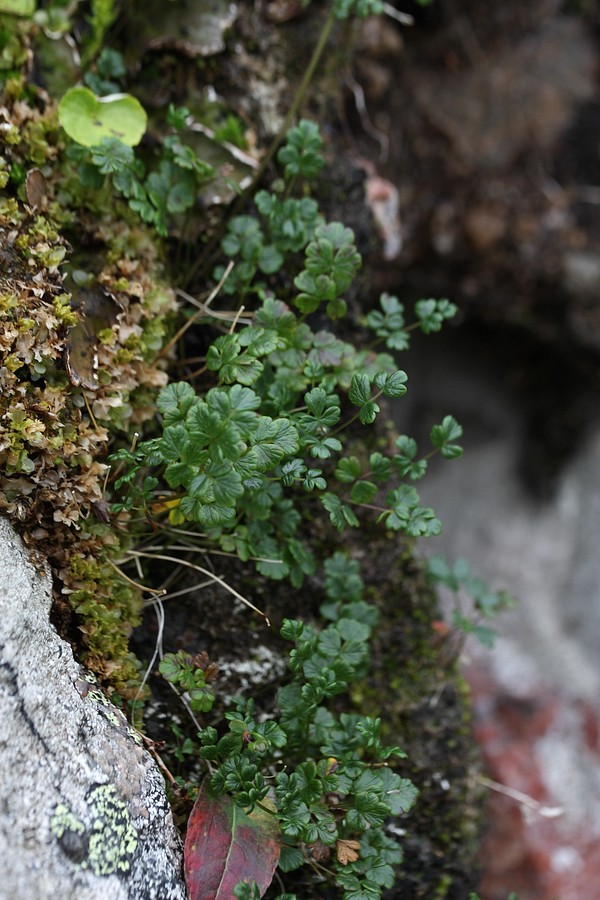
[426,556,516,649]
[162,553,418,899]
[60,95,214,237]
[110,120,461,590]
[107,113,465,897]
[1,0,490,896]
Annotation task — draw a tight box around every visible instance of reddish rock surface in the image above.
[467,651,600,900]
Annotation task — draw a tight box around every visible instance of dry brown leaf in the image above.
[336,839,361,866]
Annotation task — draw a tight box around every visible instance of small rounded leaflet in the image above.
[184,779,281,899]
[58,87,147,147]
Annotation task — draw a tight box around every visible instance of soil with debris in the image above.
[131,526,482,899]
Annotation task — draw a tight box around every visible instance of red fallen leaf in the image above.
[185,780,281,899]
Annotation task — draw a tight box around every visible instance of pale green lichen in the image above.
[50,804,86,839]
[86,784,138,875]
[82,680,144,745]
[51,784,138,876]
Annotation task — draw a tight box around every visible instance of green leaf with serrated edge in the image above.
[309,436,342,459]
[335,456,361,483]
[302,470,326,491]
[384,775,419,814]
[322,494,359,530]
[159,424,188,462]
[249,418,300,471]
[164,462,197,489]
[277,119,324,180]
[358,401,380,425]
[238,327,282,357]
[257,245,283,275]
[178,496,206,521]
[198,504,237,527]
[186,405,236,452]
[206,334,241,372]
[157,382,197,423]
[430,415,463,459]
[221,357,264,386]
[349,373,371,407]
[350,481,377,503]
[366,452,390,483]
[373,370,408,398]
[185,780,280,899]
[280,459,306,486]
[425,555,459,590]
[278,844,305,873]
[207,464,244,505]
[336,618,371,642]
[415,297,457,334]
[90,137,134,174]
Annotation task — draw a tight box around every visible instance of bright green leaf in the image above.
[59,87,147,147]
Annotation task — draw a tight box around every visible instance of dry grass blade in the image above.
[121,549,271,625]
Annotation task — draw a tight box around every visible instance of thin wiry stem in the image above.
[121,549,270,625]
[131,595,165,723]
[153,579,217,604]
[155,260,234,362]
[137,543,283,565]
[107,558,166,595]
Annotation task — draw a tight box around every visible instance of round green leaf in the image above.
[58,87,147,147]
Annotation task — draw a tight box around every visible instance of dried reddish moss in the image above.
[0,82,177,697]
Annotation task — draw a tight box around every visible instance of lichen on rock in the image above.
[0,515,186,899]
[51,784,139,877]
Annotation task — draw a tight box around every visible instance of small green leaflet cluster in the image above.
[83,48,126,96]
[110,118,463,576]
[216,120,326,300]
[111,289,462,577]
[198,553,418,900]
[425,556,517,648]
[158,650,216,714]
[366,293,457,351]
[68,104,213,236]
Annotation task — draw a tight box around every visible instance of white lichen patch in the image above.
[51,784,138,877]
[217,644,287,699]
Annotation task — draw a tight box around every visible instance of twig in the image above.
[478,774,564,818]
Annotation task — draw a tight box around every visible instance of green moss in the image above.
[66,551,144,697]
[52,293,78,326]
[350,539,482,897]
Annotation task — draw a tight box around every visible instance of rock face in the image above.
[0,517,186,900]
[402,335,600,900]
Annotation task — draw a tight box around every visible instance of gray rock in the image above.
[0,517,186,899]
[402,337,600,701]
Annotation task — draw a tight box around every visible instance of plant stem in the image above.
[182,5,337,289]
[329,389,384,437]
